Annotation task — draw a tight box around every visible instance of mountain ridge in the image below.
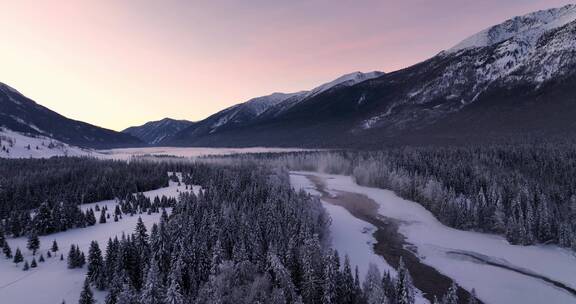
[0,83,143,149]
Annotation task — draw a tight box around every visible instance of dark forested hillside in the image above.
[200,143,576,251]
[0,157,169,236]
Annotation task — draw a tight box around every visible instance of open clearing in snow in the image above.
[0,177,196,304]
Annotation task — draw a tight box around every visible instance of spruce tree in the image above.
[395,257,415,304]
[23,260,30,271]
[13,247,23,265]
[3,241,12,258]
[100,210,107,224]
[467,289,478,304]
[165,270,184,304]
[68,245,79,269]
[79,278,96,304]
[322,252,337,304]
[52,240,59,252]
[87,241,107,290]
[140,262,165,304]
[39,254,45,262]
[27,232,40,255]
[442,283,458,304]
[0,226,5,247]
[31,257,38,268]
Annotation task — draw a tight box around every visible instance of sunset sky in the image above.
[0,0,572,131]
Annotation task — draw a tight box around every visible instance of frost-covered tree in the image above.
[13,247,23,265]
[27,232,40,255]
[87,241,107,290]
[79,278,96,304]
[363,263,387,304]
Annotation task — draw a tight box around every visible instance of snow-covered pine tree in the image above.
[395,257,415,304]
[363,263,386,304]
[321,251,337,304]
[467,288,478,304]
[140,262,165,304]
[3,241,12,258]
[52,240,59,252]
[87,240,107,290]
[165,269,185,304]
[13,247,23,264]
[442,282,458,304]
[79,278,96,304]
[99,209,107,224]
[27,231,40,255]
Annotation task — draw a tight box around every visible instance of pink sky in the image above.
[0,0,572,130]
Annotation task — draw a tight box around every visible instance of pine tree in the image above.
[442,283,458,304]
[363,263,386,304]
[31,257,38,268]
[210,239,223,276]
[140,262,165,304]
[52,240,59,252]
[395,257,415,304]
[3,241,12,258]
[467,289,478,304]
[338,255,356,303]
[87,241,107,290]
[27,232,40,255]
[100,210,107,224]
[322,252,337,304]
[39,254,45,262]
[13,247,23,264]
[23,260,30,271]
[0,226,5,247]
[117,282,137,304]
[79,278,96,304]
[165,270,184,304]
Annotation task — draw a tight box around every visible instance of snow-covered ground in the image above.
[99,146,311,160]
[0,178,196,304]
[292,172,576,304]
[0,128,95,159]
[290,173,429,304]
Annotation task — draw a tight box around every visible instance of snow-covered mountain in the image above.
[0,83,142,149]
[0,128,93,158]
[165,4,576,147]
[448,4,576,52]
[164,71,384,145]
[123,118,194,145]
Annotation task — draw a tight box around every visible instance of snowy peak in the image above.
[243,92,307,116]
[304,71,384,98]
[123,118,194,145]
[449,4,576,52]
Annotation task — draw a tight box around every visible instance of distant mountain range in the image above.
[155,4,576,147]
[0,83,141,149]
[2,4,576,150]
[123,118,194,145]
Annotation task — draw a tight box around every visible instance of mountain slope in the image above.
[0,83,142,149]
[123,118,194,145]
[165,71,384,146]
[167,4,576,147]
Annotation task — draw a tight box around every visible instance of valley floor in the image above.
[290,171,576,304]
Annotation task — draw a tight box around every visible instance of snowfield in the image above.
[0,128,95,159]
[292,172,576,304]
[0,178,196,304]
[99,146,312,160]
